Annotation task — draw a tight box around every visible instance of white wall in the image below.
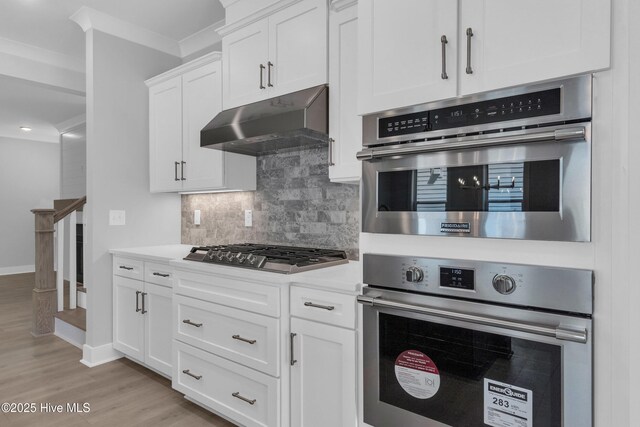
[0,137,59,274]
[361,1,640,425]
[83,30,181,354]
[60,125,86,199]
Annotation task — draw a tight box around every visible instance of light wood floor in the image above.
[0,273,235,426]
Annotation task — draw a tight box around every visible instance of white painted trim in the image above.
[217,0,304,36]
[0,265,35,276]
[331,0,357,12]
[81,343,123,367]
[77,290,87,309]
[145,51,222,87]
[56,114,86,134]
[0,134,58,144]
[54,318,85,349]
[179,19,225,58]
[70,7,181,57]
[219,0,242,8]
[0,36,84,73]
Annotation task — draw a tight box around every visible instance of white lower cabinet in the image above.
[290,285,358,427]
[290,317,357,427]
[112,259,173,377]
[174,341,280,427]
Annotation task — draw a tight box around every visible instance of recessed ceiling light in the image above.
[20,126,32,132]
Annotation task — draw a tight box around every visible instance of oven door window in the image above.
[377,160,559,212]
[379,313,561,427]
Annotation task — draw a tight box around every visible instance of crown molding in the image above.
[179,19,225,58]
[219,0,241,7]
[330,0,357,12]
[56,114,86,134]
[145,51,223,87]
[70,6,181,58]
[218,0,303,36]
[0,134,59,144]
[0,37,84,73]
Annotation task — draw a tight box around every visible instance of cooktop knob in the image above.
[493,274,516,295]
[405,266,424,283]
[246,254,256,264]
[225,252,235,262]
[214,251,224,261]
[236,253,247,263]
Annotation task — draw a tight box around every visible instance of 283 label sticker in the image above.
[484,379,533,427]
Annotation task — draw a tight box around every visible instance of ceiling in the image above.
[0,0,225,142]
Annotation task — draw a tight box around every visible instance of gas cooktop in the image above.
[184,243,349,274]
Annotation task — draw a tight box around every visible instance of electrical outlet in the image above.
[109,210,126,226]
[194,210,201,226]
[245,209,252,227]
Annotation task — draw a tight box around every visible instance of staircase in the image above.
[31,197,86,344]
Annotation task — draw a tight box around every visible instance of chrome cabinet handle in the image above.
[119,265,133,270]
[141,292,147,314]
[182,369,202,380]
[259,64,266,89]
[440,35,448,80]
[267,61,274,87]
[174,161,180,181]
[304,301,335,311]
[152,272,170,278]
[232,334,257,345]
[135,291,141,312]
[180,161,186,181]
[232,392,256,405]
[290,332,297,366]
[182,319,203,327]
[328,138,335,166]
[465,27,474,74]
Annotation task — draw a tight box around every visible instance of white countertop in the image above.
[111,245,362,293]
[110,244,193,263]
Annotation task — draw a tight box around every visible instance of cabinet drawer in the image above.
[174,341,279,427]
[175,295,279,376]
[290,286,356,329]
[145,262,173,287]
[174,270,280,317]
[113,257,143,280]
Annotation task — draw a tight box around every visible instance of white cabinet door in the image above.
[223,19,270,109]
[268,0,328,97]
[182,61,225,191]
[290,318,356,427]
[358,0,458,114]
[113,276,144,362]
[149,76,183,192]
[459,0,611,95]
[329,3,361,183]
[144,282,173,377]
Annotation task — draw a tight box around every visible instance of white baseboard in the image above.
[54,318,85,349]
[80,343,123,367]
[0,265,35,276]
[77,290,87,309]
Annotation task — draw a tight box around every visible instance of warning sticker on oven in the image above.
[394,350,440,399]
[484,379,533,427]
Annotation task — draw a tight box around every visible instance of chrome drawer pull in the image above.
[182,369,202,380]
[182,319,203,327]
[232,392,256,405]
[152,272,170,278]
[135,291,141,312]
[304,301,335,311]
[290,333,297,366]
[119,265,134,271]
[232,335,256,345]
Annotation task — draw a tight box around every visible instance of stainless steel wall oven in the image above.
[358,254,593,427]
[358,76,592,241]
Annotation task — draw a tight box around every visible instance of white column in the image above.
[56,219,65,312]
[69,211,77,310]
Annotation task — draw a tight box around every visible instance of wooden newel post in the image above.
[31,209,56,336]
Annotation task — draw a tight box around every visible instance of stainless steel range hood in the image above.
[201,85,328,156]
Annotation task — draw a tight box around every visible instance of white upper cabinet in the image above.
[147,53,256,193]
[220,0,328,110]
[222,20,270,109]
[358,0,611,114]
[328,1,361,182]
[459,0,611,95]
[358,0,459,114]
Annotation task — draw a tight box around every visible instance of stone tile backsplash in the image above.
[181,145,360,260]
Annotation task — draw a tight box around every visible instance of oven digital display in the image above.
[440,267,475,291]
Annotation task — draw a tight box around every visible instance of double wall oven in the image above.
[359,254,593,427]
[358,76,592,242]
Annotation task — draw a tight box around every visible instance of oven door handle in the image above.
[356,126,586,160]
[357,295,588,344]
